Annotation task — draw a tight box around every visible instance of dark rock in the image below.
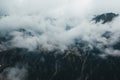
[0,47,119,80]
[92,13,119,24]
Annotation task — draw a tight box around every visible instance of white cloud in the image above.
[0,0,120,55]
[0,66,27,80]
[6,66,27,80]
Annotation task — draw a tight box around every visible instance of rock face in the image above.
[92,13,119,24]
[0,41,120,80]
[0,48,120,80]
[0,13,120,80]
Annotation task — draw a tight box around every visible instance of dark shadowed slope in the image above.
[92,13,119,24]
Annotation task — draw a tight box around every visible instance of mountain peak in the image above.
[92,13,119,24]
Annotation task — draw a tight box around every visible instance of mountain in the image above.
[92,13,119,24]
[0,13,120,80]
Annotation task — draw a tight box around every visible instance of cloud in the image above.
[0,65,27,80]
[0,0,120,55]
[91,0,120,14]
[0,1,120,80]
[105,48,120,56]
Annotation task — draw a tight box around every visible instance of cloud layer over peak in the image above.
[0,0,120,57]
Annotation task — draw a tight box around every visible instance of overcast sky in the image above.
[0,0,120,15]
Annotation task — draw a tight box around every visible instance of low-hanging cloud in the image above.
[0,0,120,57]
[0,65,27,80]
